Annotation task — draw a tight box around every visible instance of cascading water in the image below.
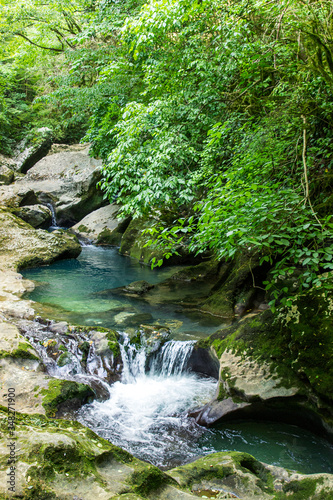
[77,334,217,468]
[20,320,115,399]
[44,202,59,229]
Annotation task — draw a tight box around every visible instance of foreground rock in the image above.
[168,451,333,500]
[0,320,95,417]
[1,409,332,499]
[71,204,130,244]
[191,282,333,438]
[0,147,104,225]
[0,164,15,185]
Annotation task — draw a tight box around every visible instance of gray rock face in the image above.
[0,164,14,185]
[12,203,52,228]
[71,204,130,244]
[14,127,53,173]
[8,149,104,225]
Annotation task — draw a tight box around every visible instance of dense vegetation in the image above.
[1,0,333,309]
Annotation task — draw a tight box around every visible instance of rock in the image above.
[12,203,52,228]
[49,321,69,335]
[187,345,220,379]
[120,217,200,266]
[71,203,130,245]
[41,379,95,417]
[0,208,81,272]
[124,280,155,295]
[0,411,176,498]
[0,149,105,225]
[14,127,53,173]
[48,142,91,156]
[193,290,333,436]
[0,321,94,416]
[200,252,269,320]
[0,321,38,360]
[167,451,333,500]
[0,164,14,185]
[131,324,171,355]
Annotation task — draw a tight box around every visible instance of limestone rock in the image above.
[71,203,130,245]
[0,411,175,498]
[14,127,53,173]
[0,164,14,185]
[167,451,333,500]
[1,149,105,225]
[12,203,52,228]
[48,142,91,156]
[193,301,333,437]
[0,209,81,272]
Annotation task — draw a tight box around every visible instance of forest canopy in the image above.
[1,0,333,309]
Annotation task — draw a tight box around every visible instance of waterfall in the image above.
[77,334,217,468]
[44,202,59,229]
[149,340,195,376]
[119,333,195,382]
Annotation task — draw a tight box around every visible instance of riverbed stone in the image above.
[0,209,81,273]
[71,203,130,245]
[12,203,52,228]
[167,451,333,500]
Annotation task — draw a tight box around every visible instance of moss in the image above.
[0,341,39,360]
[106,331,121,358]
[78,224,89,232]
[56,352,72,367]
[96,227,123,246]
[41,379,94,417]
[130,465,172,496]
[79,341,90,364]
[280,477,324,499]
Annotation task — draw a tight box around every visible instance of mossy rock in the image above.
[200,251,268,319]
[0,341,39,360]
[41,379,95,417]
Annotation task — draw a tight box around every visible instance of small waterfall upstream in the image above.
[44,202,59,229]
[77,334,217,468]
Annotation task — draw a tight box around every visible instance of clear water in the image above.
[22,245,333,474]
[22,245,224,340]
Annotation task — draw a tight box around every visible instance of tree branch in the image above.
[14,32,63,52]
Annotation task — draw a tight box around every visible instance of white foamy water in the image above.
[77,336,217,468]
[77,372,216,468]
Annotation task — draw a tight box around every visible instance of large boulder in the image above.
[0,149,105,225]
[168,451,333,500]
[12,203,52,228]
[14,127,53,173]
[191,282,333,437]
[0,209,81,272]
[71,204,130,245]
[0,411,176,499]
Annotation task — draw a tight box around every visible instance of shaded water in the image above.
[23,246,224,340]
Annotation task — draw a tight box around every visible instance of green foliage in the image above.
[93,0,333,307]
[1,0,333,309]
